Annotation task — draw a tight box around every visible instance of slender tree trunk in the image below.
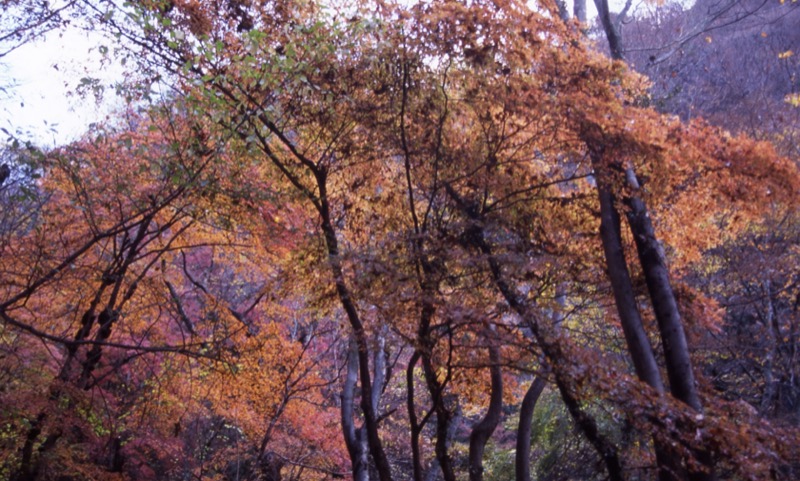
[342,338,370,481]
[623,178,701,411]
[760,280,778,414]
[515,376,546,481]
[574,0,587,23]
[482,245,624,481]
[317,172,393,481]
[407,351,424,481]
[622,170,715,481]
[372,331,387,417]
[594,0,624,59]
[468,339,504,481]
[595,176,664,392]
[422,402,462,481]
[445,184,625,481]
[0,164,9,187]
[422,354,457,481]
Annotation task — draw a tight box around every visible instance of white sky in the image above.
[0,0,639,148]
[0,28,125,147]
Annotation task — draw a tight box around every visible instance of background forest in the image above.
[1,0,799,480]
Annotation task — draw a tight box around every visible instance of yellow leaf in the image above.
[778,50,794,59]
[705,36,712,43]
[785,93,800,107]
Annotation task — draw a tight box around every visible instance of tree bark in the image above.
[594,0,625,59]
[622,170,715,481]
[444,184,625,481]
[596,177,665,393]
[0,164,10,188]
[423,354,457,481]
[624,176,701,411]
[317,170,393,481]
[468,339,504,481]
[574,0,587,23]
[342,337,370,481]
[515,376,546,481]
[407,351,424,481]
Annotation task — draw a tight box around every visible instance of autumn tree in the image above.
[1,1,799,481]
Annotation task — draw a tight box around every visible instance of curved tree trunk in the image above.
[515,376,546,481]
[445,184,625,481]
[422,354,458,481]
[468,339,504,481]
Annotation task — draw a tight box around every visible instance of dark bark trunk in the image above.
[342,338,370,481]
[596,179,664,393]
[481,243,623,481]
[624,181,701,412]
[592,159,706,480]
[78,308,118,388]
[515,377,546,481]
[317,170,393,481]
[468,341,504,481]
[422,402,462,481]
[423,354,457,481]
[14,412,45,481]
[0,164,10,188]
[594,0,624,59]
[444,184,625,481]
[407,351,424,481]
[623,177,716,481]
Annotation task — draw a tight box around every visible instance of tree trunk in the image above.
[596,177,665,393]
[574,0,587,23]
[624,177,701,411]
[422,402,462,481]
[407,351,424,481]
[515,376,546,481]
[342,337,370,481]
[317,171,393,481]
[0,164,9,187]
[622,170,715,481]
[445,184,625,481]
[594,0,624,59]
[468,340,504,481]
[423,355,457,481]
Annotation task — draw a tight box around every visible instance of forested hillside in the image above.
[1,1,798,481]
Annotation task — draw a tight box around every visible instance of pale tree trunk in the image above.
[574,0,587,23]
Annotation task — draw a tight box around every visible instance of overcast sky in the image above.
[0,0,639,148]
[0,27,126,147]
